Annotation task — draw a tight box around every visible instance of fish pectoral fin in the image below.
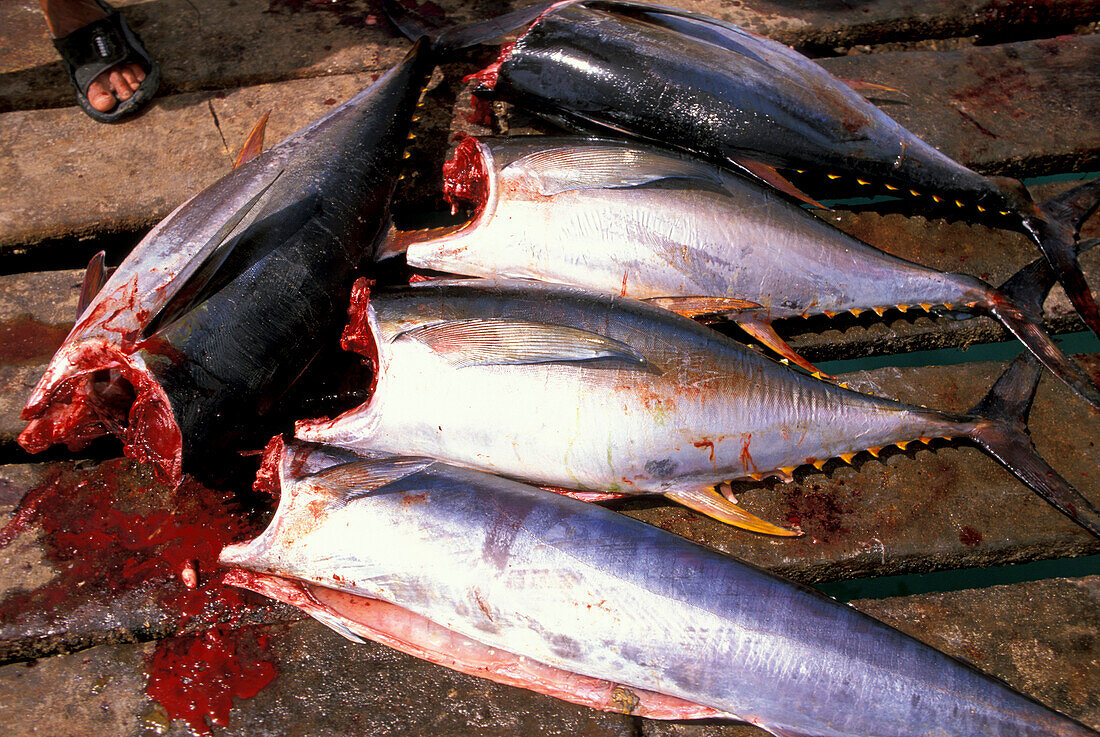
[727,158,826,209]
[398,319,654,370]
[308,456,437,503]
[234,110,271,169]
[664,487,801,536]
[512,145,720,196]
[140,170,284,339]
[644,296,760,318]
[76,250,108,321]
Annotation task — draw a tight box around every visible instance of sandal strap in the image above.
[52,13,133,93]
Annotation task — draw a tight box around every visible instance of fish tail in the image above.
[380,0,553,56]
[1012,178,1100,338]
[965,353,1100,538]
[981,289,1100,409]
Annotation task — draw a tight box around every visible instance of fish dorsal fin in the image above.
[664,486,801,536]
[307,456,436,498]
[234,111,271,169]
[509,145,720,196]
[728,158,825,209]
[140,170,283,339]
[76,250,107,321]
[398,318,652,370]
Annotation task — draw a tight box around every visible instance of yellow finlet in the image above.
[664,488,801,536]
[909,189,920,197]
[856,178,870,186]
[823,309,838,318]
[403,150,412,159]
[779,358,790,365]
[919,437,933,445]
[872,306,887,316]
[884,183,898,191]
[867,446,882,458]
[749,472,765,482]
[850,307,864,317]
[780,466,796,476]
[827,173,841,180]
[920,303,933,312]
[965,301,980,308]
[999,210,1010,216]
[812,459,826,471]
[943,303,955,310]
[839,452,856,464]
[811,371,825,380]
[955,200,964,208]
[838,382,849,389]
[932,195,943,203]
[896,440,909,451]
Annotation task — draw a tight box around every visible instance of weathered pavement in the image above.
[1,0,1099,734]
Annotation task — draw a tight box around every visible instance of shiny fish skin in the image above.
[220,446,1098,737]
[18,43,435,483]
[297,279,985,493]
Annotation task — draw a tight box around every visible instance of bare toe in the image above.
[86,76,117,112]
[109,70,133,101]
[131,63,147,84]
[121,67,139,90]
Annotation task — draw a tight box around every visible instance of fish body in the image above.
[221,443,1098,737]
[19,43,434,483]
[298,278,973,494]
[395,137,987,320]
[455,0,1100,333]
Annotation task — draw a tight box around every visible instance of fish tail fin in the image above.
[380,0,553,56]
[982,292,1100,409]
[966,353,1100,537]
[1011,177,1100,337]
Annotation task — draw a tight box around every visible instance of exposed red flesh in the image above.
[224,570,726,721]
[253,435,287,497]
[18,341,183,485]
[463,40,515,94]
[441,136,490,215]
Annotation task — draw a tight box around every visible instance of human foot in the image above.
[41,0,160,121]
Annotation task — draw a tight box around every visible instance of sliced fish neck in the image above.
[224,450,1097,737]
[297,279,978,495]
[19,42,435,482]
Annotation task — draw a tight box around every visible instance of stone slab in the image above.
[816,34,1100,176]
[3,27,1099,251]
[0,576,1094,736]
[0,71,379,252]
[3,0,1099,113]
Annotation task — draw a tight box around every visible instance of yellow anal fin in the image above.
[839,77,904,94]
[645,296,761,319]
[730,158,826,209]
[664,488,801,537]
[234,110,271,169]
[728,311,831,379]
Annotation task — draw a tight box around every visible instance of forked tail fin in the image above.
[1016,178,1100,338]
[967,353,1100,537]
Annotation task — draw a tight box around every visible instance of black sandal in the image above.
[51,0,161,123]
